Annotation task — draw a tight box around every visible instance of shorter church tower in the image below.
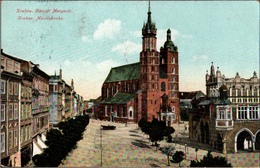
[160,29,180,123]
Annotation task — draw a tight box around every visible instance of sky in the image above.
[1,1,259,100]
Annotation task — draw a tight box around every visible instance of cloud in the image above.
[192,55,208,61]
[93,19,121,40]
[181,34,193,39]
[64,59,71,66]
[130,30,142,38]
[96,59,119,74]
[111,40,141,55]
[81,35,91,43]
[156,29,179,48]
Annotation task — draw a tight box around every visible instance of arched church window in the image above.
[161,82,166,91]
[172,106,175,112]
[162,58,165,64]
[172,68,175,74]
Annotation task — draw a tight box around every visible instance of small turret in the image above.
[216,67,221,78]
[210,62,215,76]
[206,70,209,81]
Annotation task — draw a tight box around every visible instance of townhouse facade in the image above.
[1,51,22,167]
[30,63,50,156]
[1,50,85,166]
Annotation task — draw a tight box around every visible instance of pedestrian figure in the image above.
[125,120,127,127]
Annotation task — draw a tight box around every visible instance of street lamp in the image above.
[195,147,198,160]
[100,122,103,167]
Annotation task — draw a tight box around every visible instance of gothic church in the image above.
[98,3,180,124]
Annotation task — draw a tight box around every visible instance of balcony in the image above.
[215,119,234,131]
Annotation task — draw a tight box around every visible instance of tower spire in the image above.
[147,0,152,26]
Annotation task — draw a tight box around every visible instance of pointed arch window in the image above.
[172,68,175,74]
[172,57,175,64]
[161,82,166,91]
[152,66,155,72]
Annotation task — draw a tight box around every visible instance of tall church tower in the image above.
[140,2,160,121]
[160,29,180,123]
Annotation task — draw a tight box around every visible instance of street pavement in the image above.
[61,119,260,167]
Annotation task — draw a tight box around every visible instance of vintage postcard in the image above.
[1,1,259,167]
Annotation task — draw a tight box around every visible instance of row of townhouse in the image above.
[0,49,84,167]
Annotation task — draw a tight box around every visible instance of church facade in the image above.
[97,4,180,124]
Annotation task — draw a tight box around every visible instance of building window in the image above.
[14,103,18,120]
[172,68,175,74]
[172,106,175,112]
[172,84,175,90]
[172,57,175,63]
[249,106,259,120]
[9,82,13,95]
[1,104,5,121]
[105,105,108,116]
[14,83,19,95]
[161,82,166,91]
[53,84,58,92]
[9,103,13,120]
[8,131,13,150]
[1,80,6,94]
[172,76,175,82]
[129,111,133,119]
[1,132,5,153]
[123,106,126,117]
[152,66,154,72]
[14,130,18,147]
[21,127,24,143]
[238,106,247,120]
[172,92,175,98]
[218,110,225,119]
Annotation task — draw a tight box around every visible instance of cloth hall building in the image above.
[97,4,180,124]
[189,63,260,153]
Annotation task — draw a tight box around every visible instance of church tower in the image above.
[160,29,180,123]
[140,2,160,121]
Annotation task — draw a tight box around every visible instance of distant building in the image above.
[98,3,180,124]
[189,63,260,153]
[31,63,50,156]
[49,69,64,126]
[179,91,205,121]
[179,91,205,109]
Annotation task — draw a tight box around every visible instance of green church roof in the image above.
[104,62,167,83]
[100,92,136,104]
[104,62,140,83]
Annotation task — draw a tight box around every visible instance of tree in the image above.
[190,151,232,167]
[148,125,164,150]
[161,145,175,166]
[138,118,146,128]
[171,151,185,167]
[165,126,175,142]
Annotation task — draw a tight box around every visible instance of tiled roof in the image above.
[100,92,136,104]
[215,99,232,105]
[104,63,140,83]
[104,62,168,83]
